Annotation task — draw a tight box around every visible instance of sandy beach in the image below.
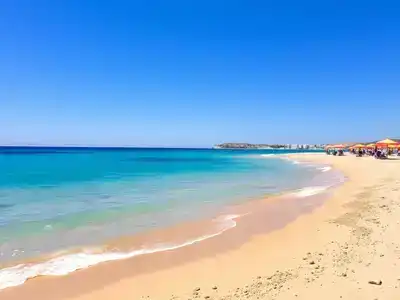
[3,153,400,300]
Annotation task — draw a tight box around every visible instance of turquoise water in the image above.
[0,147,324,266]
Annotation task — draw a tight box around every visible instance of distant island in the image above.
[213,143,325,150]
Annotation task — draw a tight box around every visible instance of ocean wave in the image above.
[279,157,302,165]
[318,166,332,172]
[260,154,275,157]
[278,157,331,170]
[0,214,240,290]
[260,154,304,166]
[292,186,329,198]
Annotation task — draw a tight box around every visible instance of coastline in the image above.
[0,154,337,291]
[0,148,323,268]
[3,153,400,299]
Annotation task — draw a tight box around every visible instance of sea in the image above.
[0,147,341,289]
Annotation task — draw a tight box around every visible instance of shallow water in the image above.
[0,147,336,289]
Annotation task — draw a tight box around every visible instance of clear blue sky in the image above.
[1,1,399,147]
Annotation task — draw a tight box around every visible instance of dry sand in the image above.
[3,153,400,300]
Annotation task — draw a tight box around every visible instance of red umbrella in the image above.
[332,144,345,149]
[376,138,399,149]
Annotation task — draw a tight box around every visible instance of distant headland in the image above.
[213,143,325,150]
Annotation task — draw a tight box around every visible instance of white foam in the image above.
[260,155,303,165]
[260,154,275,157]
[318,166,332,172]
[292,186,329,198]
[44,224,53,230]
[280,157,302,165]
[0,215,240,290]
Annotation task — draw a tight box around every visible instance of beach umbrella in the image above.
[366,143,376,149]
[332,144,345,149]
[388,144,400,149]
[351,144,365,149]
[375,138,399,149]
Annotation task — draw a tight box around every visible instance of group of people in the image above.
[326,139,400,159]
[326,147,400,159]
[349,148,399,159]
[325,149,344,156]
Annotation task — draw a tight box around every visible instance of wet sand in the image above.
[3,153,400,300]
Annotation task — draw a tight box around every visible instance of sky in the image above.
[1,0,399,147]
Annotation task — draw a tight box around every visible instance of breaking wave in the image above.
[292,186,330,198]
[0,214,240,290]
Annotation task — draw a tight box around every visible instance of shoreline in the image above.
[0,154,340,296]
[0,151,326,266]
[0,154,339,292]
[5,153,400,299]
